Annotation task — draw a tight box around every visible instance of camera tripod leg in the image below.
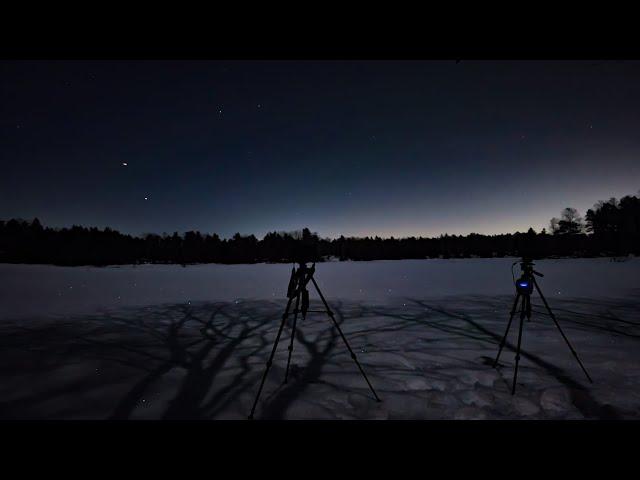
[511,295,527,395]
[310,276,381,402]
[248,292,296,420]
[494,293,520,368]
[284,290,301,384]
[533,279,593,383]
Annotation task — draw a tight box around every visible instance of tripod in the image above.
[248,262,381,419]
[493,259,593,394]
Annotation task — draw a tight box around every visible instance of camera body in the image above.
[515,275,534,295]
[514,258,542,295]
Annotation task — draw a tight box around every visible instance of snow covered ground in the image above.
[1,258,639,419]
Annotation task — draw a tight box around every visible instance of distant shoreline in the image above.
[0,254,634,269]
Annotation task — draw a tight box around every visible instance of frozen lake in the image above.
[1,258,639,419]
[2,257,639,318]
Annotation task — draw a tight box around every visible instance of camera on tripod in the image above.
[496,256,592,394]
[514,258,543,295]
[249,257,380,419]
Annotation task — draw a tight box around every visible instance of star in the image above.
[122,162,128,166]
[144,196,149,201]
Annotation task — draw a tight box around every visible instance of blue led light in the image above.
[518,281,529,287]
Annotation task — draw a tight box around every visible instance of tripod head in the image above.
[512,257,543,295]
[295,260,315,270]
[293,261,315,279]
[518,258,544,278]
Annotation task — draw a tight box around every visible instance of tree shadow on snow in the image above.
[1,294,639,419]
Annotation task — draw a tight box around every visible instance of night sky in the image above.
[1,60,639,239]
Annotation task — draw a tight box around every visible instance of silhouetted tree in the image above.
[584,194,640,255]
[556,207,584,235]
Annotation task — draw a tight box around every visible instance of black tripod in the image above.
[493,259,593,394]
[248,262,381,419]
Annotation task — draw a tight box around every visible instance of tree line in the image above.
[1,192,638,266]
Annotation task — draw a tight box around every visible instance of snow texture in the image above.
[1,257,639,419]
